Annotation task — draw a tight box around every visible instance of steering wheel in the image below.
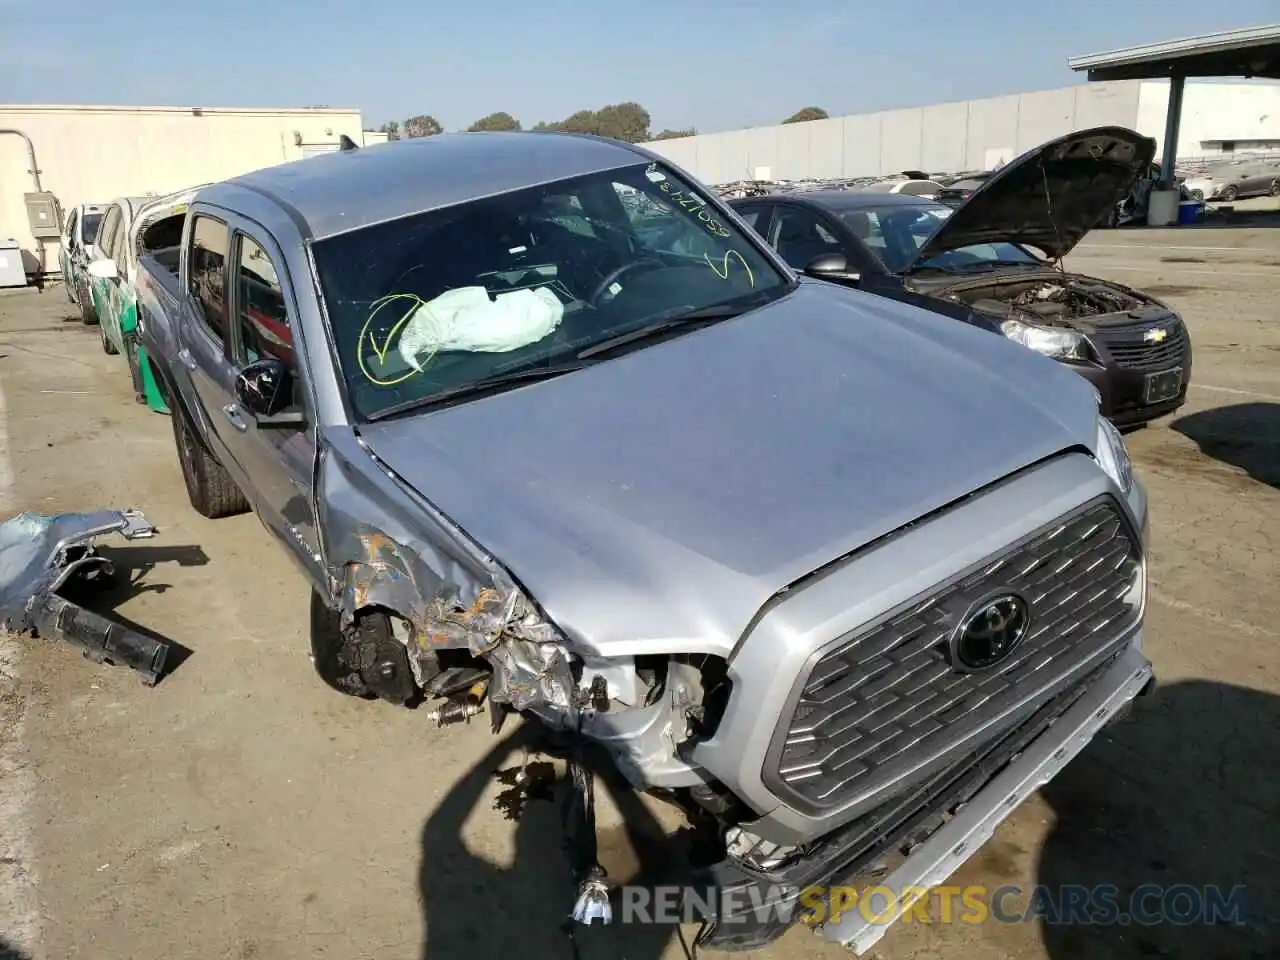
[587,258,665,307]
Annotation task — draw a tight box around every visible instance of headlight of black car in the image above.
[999,317,1089,362]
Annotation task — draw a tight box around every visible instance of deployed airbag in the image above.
[398,285,564,371]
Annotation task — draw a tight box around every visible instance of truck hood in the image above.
[908,126,1156,269]
[356,282,1100,659]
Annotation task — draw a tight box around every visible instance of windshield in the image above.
[835,202,1042,274]
[312,161,789,420]
[82,213,103,243]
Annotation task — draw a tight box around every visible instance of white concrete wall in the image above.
[642,80,1149,184]
[0,105,368,276]
[1136,80,1280,160]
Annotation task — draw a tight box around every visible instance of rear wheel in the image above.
[170,407,249,519]
[1220,184,1238,202]
[124,336,146,403]
[100,323,119,355]
[78,279,98,325]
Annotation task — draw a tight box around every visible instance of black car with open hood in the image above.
[730,126,1192,427]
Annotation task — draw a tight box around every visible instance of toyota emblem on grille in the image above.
[1143,326,1169,344]
[950,594,1030,672]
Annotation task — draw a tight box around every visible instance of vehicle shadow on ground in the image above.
[1036,679,1279,959]
[1186,208,1280,231]
[58,543,210,679]
[417,724,692,960]
[1170,402,1279,489]
[0,937,31,960]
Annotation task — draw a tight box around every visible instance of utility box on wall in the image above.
[24,192,63,240]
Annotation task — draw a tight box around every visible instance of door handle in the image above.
[177,348,197,371]
[222,404,249,432]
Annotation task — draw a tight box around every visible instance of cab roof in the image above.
[200,132,654,241]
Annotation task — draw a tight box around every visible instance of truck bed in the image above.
[135,249,185,376]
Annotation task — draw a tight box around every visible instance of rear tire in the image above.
[125,336,146,403]
[78,280,98,325]
[1220,184,1238,202]
[170,406,249,519]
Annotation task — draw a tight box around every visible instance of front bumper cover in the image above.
[691,642,1153,952]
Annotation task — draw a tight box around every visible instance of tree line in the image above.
[373,104,829,144]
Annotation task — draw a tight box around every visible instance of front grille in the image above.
[1093,318,1189,371]
[770,497,1141,812]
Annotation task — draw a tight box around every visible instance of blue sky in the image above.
[1,1,1276,134]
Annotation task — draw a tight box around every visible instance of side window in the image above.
[109,212,128,267]
[769,207,844,270]
[98,207,122,262]
[189,216,230,343]
[236,235,294,373]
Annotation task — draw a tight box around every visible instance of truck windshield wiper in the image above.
[575,303,750,360]
[364,361,587,421]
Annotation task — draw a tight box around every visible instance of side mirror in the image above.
[87,258,118,280]
[235,358,305,426]
[803,252,861,285]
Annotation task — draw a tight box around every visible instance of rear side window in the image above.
[189,216,230,343]
[108,211,129,269]
[98,206,122,259]
[82,212,103,245]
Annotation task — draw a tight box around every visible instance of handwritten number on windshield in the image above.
[657,181,733,238]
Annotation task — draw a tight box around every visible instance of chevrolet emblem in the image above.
[1143,327,1169,344]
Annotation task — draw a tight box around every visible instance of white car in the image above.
[58,203,107,320]
[861,178,945,199]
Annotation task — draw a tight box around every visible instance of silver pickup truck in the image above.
[134,132,1153,953]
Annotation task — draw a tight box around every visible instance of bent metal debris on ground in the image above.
[0,509,172,685]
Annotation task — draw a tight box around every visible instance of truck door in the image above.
[177,214,256,499]
[220,223,321,577]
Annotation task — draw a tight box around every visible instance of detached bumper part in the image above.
[32,593,169,684]
[0,509,171,685]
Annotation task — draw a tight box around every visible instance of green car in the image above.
[85,196,169,414]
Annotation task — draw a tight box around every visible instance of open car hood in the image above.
[906,127,1156,269]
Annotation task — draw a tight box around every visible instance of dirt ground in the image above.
[0,221,1276,960]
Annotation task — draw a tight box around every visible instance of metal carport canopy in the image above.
[1068,24,1280,190]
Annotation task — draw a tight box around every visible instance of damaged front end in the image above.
[0,509,170,684]
[329,524,728,790]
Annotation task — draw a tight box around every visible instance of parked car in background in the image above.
[85,195,169,413]
[133,132,1154,954]
[1185,158,1280,202]
[731,126,1192,427]
[59,203,106,323]
[860,177,944,199]
[935,171,994,205]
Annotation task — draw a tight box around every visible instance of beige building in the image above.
[1,104,385,277]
